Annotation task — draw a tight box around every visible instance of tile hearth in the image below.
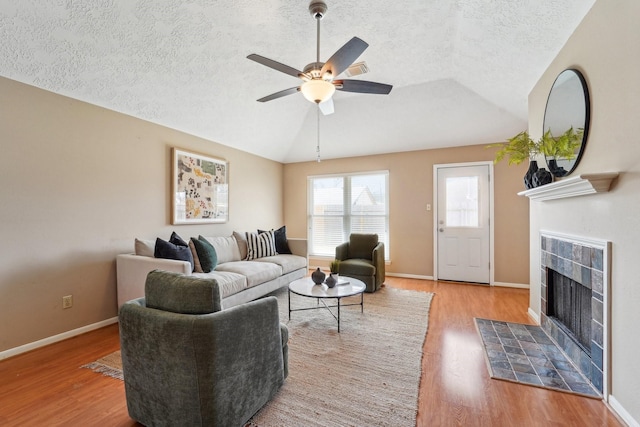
[475,318,600,398]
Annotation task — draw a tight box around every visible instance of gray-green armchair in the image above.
[335,233,385,293]
[118,270,288,427]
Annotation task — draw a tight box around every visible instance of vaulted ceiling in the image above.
[0,1,595,163]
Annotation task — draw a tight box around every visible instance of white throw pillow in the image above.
[200,235,241,264]
[233,231,248,260]
[134,238,155,257]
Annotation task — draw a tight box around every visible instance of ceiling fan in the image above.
[247,0,392,115]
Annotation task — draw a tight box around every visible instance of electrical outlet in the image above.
[62,295,73,309]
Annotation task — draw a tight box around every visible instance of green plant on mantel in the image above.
[488,131,540,165]
[539,127,584,160]
[488,127,584,165]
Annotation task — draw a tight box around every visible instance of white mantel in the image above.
[518,173,619,201]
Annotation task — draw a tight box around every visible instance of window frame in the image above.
[307,170,389,260]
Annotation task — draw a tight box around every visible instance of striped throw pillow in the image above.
[246,230,276,260]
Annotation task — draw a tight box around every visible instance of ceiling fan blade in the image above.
[257,87,300,102]
[247,54,305,79]
[321,37,369,78]
[318,98,334,115]
[335,79,393,95]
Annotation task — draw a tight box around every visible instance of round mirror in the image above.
[543,69,590,177]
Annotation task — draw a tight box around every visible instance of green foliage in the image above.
[487,131,539,165]
[539,127,583,159]
[488,127,584,165]
[329,259,341,273]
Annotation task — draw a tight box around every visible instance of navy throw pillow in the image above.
[169,231,189,247]
[155,237,194,270]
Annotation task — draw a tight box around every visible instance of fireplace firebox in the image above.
[547,269,592,354]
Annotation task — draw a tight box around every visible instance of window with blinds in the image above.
[308,171,389,259]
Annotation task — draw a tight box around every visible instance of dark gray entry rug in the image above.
[474,318,600,398]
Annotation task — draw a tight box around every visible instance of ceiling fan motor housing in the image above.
[309,1,327,19]
[303,62,327,79]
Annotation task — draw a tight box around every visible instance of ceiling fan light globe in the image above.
[301,79,335,104]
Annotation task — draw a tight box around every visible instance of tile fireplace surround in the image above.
[539,231,610,396]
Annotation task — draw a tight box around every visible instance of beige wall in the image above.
[528,0,640,423]
[0,77,284,353]
[0,58,532,355]
[284,145,530,284]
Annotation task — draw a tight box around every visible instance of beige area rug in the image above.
[249,286,433,426]
[82,350,123,381]
[82,287,434,426]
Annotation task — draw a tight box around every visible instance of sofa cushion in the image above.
[191,271,247,299]
[255,254,306,275]
[200,235,241,264]
[246,231,277,260]
[258,226,292,254]
[135,238,155,257]
[233,231,248,260]
[169,231,189,247]
[154,236,194,270]
[188,240,204,273]
[145,270,222,314]
[214,261,281,288]
[189,237,218,273]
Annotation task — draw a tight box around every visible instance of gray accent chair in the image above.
[335,233,385,293]
[118,270,288,427]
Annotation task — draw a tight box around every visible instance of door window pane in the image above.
[445,176,479,227]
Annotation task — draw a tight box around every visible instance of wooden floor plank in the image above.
[0,277,624,426]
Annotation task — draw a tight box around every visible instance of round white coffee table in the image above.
[288,276,366,332]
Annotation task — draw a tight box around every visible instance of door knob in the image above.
[439,228,444,232]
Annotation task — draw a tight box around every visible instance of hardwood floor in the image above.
[0,278,624,426]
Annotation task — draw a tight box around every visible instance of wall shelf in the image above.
[517,173,619,201]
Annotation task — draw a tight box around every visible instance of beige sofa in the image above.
[116,234,307,308]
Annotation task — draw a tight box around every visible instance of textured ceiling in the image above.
[0,0,595,163]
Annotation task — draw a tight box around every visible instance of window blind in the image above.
[308,172,389,259]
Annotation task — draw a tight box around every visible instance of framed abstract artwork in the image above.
[172,148,228,224]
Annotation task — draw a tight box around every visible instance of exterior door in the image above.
[435,163,491,284]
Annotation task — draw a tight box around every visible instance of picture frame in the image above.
[172,148,228,224]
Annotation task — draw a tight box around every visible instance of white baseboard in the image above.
[492,281,530,289]
[609,395,639,427]
[527,307,540,324]
[309,268,527,288]
[386,272,434,280]
[307,267,434,281]
[0,317,119,361]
